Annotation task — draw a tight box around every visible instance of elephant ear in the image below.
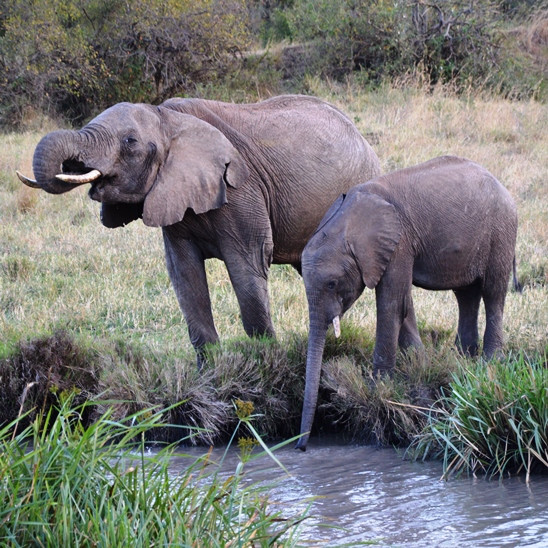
[143,110,249,227]
[314,193,346,235]
[100,202,143,228]
[347,192,402,289]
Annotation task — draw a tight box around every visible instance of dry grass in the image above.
[1,83,546,444]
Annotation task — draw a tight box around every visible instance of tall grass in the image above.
[410,353,548,481]
[0,393,305,546]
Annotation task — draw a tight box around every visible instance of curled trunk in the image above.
[28,130,86,194]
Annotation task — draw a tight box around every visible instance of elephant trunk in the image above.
[295,320,328,451]
[18,130,100,194]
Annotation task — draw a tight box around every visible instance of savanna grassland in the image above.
[1,80,546,465]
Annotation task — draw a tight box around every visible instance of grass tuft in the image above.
[0,330,99,430]
[319,343,458,447]
[409,352,548,480]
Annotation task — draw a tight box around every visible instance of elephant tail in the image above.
[512,256,522,293]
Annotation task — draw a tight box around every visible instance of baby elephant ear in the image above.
[348,192,402,289]
[143,110,249,227]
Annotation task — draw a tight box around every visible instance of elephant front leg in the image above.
[373,259,415,376]
[373,281,408,376]
[397,289,423,351]
[163,230,219,367]
[224,247,276,340]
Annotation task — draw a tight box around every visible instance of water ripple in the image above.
[169,443,548,546]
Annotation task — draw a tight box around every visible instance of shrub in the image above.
[0,0,251,127]
[266,0,545,98]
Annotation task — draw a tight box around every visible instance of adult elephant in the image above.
[17,95,380,365]
[296,156,519,451]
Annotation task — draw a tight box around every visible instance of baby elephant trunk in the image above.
[295,322,328,451]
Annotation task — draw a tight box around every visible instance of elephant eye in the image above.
[327,281,336,290]
[123,136,138,146]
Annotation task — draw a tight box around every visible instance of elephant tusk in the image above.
[332,315,341,338]
[16,170,42,189]
[55,169,102,184]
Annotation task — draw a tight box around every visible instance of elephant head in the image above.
[17,102,249,228]
[296,187,402,451]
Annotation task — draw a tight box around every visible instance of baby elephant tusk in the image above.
[332,315,341,338]
[55,169,102,184]
[16,170,42,189]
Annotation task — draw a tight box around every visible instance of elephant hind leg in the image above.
[482,288,507,359]
[481,249,514,359]
[454,284,482,356]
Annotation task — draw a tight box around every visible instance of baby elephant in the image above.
[296,155,518,451]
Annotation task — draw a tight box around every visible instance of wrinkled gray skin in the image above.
[296,156,518,451]
[18,95,380,365]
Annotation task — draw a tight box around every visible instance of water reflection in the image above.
[167,443,548,546]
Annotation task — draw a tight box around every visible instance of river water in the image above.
[168,442,548,547]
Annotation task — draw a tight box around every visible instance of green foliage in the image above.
[410,353,548,479]
[0,0,251,126]
[0,394,305,546]
[274,0,502,86]
[0,0,543,126]
[0,0,111,125]
[263,0,545,98]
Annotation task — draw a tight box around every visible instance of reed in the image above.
[0,393,305,546]
[409,352,548,480]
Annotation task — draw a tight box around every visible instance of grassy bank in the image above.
[1,82,547,475]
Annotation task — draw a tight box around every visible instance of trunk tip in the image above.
[294,437,308,452]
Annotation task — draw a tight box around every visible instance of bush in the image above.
[0,0,251,127]
[266,0,544,97]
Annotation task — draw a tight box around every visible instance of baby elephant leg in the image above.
[482,287,507,359]
[373,269,415,375]
[398,289,423,351]
[454,285,482,357]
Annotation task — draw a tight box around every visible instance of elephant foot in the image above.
[482,346,505,362]
[196,344,214,371]
[372,365,394,380]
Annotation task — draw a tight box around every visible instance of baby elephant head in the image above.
[296,188,402,451]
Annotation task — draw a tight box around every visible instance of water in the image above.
[167,442,548,547]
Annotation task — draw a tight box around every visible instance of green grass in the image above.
[0,393,306,546]
[409,353,548,480]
